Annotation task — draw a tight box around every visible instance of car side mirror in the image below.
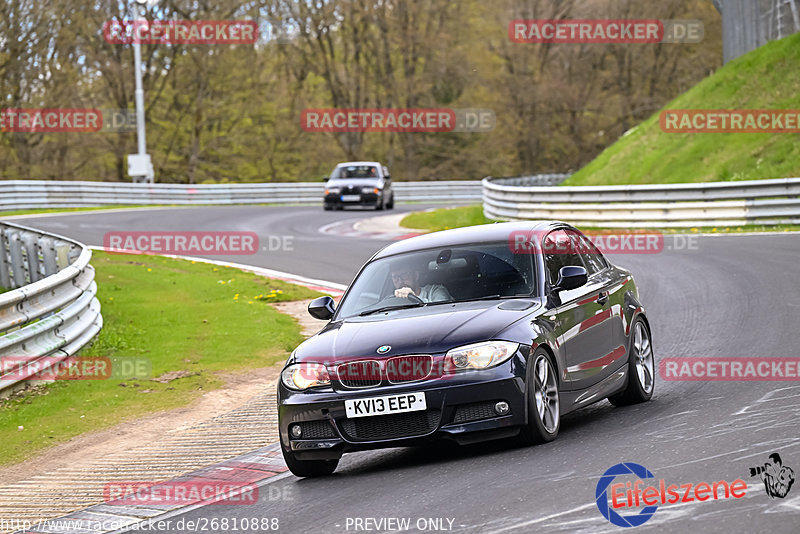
[308,296,336,320]
[553,266,588,292]
[321,176,329,182]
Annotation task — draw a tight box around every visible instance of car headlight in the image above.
[281,363,331,390]
[325,187,340,194]
[445,341,519,370]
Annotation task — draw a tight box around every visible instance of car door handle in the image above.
[596,291,609,305]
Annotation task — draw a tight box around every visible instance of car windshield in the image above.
[331,165,379,179]
[336,242,538,319]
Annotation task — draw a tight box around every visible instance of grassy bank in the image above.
[563,33,800,186]
[0,251,320,466]
[401,206,492,232]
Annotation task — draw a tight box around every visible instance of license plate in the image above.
[340,194,360,202]
[345,392,426,419]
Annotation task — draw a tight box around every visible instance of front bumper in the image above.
[324,192,380,207]
[277,351,529,460]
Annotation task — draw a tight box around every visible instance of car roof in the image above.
[335,161,382,167]
[373,220,571,259]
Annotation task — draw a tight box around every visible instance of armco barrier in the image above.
[483,175,800,227]
[0,180,483,211]
[0,222,102,395]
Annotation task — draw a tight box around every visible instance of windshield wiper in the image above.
[359,301,425,316]
[452,294,530,303]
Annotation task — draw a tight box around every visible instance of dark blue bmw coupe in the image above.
[277,221,654,477]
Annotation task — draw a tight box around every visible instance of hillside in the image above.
[563,32,800,185]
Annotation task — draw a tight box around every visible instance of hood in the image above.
[292,300,542,362]
[327,178,382,188]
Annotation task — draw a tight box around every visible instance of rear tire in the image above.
[519,348,560,445]
[609,318,654,406]
[386,195,394,209]
[281,440,339,478]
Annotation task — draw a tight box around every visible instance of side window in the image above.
[542,230,585,285]
[575,233,607,275]
[383,166,391,180]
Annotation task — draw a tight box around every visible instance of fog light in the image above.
[494,401,510,415]
[290,424,302,438]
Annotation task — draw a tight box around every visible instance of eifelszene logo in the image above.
[595,462,747,528]
[596,463,659,528]
[749,453,795,499]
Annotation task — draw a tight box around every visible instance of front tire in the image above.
[520,349,560,444]
[281,441,339,478]
[609,318,654,406]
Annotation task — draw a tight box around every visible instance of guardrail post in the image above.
[41,237,59,276]
[0,228,10,290]
[54,241,72,270]
[7,231,28,287]
[23,234,43,283]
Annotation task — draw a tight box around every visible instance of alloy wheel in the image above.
[633,321,654,394]
[533,354,559,433]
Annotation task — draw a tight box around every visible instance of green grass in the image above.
[0,251,321,466]
[563,32,800,186]
[400,205,800,233]
[401,205,492,232]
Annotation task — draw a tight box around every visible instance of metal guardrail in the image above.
[484,174,571,187]
[0,180,482,211]
[719,0,800,63]
[0,222,102,395]
[483,176,800,227]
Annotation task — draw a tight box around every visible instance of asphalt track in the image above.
[12,206,800,533]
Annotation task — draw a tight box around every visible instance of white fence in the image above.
[0,180,483,211]
[0,222,102,395]
[483,176,800,227]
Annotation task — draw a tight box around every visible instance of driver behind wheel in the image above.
[390,259,452,303]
